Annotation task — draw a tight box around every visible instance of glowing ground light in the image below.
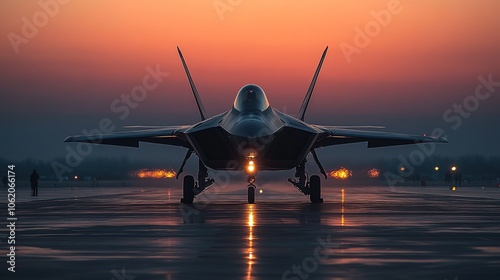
[434,166,439,171]
[451,166,457,171]
[330,167,352,180]
[367,168,380,178]
[259,189,263,194]
[131,169,176,179]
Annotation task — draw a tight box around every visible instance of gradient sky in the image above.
[1,0,499,169]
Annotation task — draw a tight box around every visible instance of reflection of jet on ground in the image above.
[65,46,448,204]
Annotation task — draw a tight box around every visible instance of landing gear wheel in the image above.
[248,185,255,204]
[181,175,195,203]
[309,175,323,203]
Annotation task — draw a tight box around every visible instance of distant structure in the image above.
[91,178,99,188]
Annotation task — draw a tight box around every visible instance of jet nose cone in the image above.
[232,119,269,138]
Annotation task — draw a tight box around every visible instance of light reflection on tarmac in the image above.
[1,181,500,279]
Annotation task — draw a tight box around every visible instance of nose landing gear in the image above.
[247,175,256,204]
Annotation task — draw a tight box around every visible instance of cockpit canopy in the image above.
[233,84,270,112]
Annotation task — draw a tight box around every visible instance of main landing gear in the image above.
[180,160,214,204]
[179,156,323,204]
[288,159,324,203]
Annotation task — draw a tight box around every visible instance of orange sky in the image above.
[1,0,499,159]
[2,0,499,116]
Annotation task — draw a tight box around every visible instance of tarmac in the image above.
[1,181,500,280]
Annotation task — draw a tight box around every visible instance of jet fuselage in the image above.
[184,84,320,171]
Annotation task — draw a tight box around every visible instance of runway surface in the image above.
[2,181,500,280]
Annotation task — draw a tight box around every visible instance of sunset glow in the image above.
[3,1,499,119]
[1,1,499,162]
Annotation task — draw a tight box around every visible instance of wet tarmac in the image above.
[2,181,500,280]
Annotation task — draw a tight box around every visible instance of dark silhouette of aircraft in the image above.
[65,47,448,204]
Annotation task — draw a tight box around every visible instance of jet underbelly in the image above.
[186,125,317,171]
[260,126,317,169]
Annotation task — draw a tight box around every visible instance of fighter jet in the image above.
[65,46,448,204]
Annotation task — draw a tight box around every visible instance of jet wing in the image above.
[312,125,448,148]
[64,126,191,148]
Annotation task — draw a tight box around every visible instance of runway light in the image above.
[368,168,380,178]
[451,166,457,172]
[451,186,457,191]
[330,167,352,180]
[130,169,176,179]
[74,175,78,180]
[434,166,439,171]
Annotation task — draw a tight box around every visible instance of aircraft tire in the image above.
[181,175,195,203]
[248,185,255,204]
[309,175,323,203]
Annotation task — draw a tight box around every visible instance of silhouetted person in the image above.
[30,169,39,196]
